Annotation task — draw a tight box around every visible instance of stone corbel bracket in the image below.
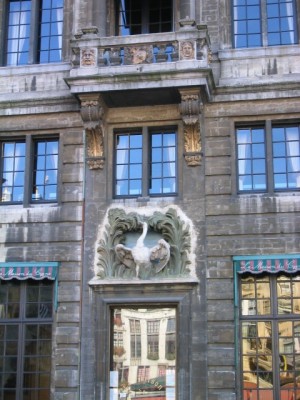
[179,89,203,166]
[79,94,105,170]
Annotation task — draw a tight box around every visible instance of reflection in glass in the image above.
[111,308,176,399]
[150,131,177,195]
[241,273,300,399]
[236,127,266,191]
[1,141,26,203]
[39,0,64,63]
[32,139,58,202]
[272,125,300,190]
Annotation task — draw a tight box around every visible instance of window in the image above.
[236,123,300,192]
[5,0,64,66]
[239,273,300,399]
[114,127,177,198]
[1,137,59,204]
[147,319,160,359]
[233,0,297,48]
[0,280,53,400]
[129,319,141,359]
[116,0,173,36]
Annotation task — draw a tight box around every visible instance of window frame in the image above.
[91,281,196,400]
[2,0,64,67]
[235,121,300,194]
[0,134,60,205]
[0,280,54,400]
[113,126,178,199]
[232,0,298,49]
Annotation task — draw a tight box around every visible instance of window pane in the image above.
[39,0,64,63]
[150,131,177,195]
[6,1,31,66]
[1,141,25,203]
[266,0,296,45]
[272,125,300,190]
[233,2,261,48]
[32,139,59,202]
[236,127,266,191]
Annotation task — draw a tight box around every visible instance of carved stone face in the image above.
[180,41,194,60]
[131,48,147,64]
[81,49,96,66]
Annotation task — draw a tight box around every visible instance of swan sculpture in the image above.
[115,222,170,278]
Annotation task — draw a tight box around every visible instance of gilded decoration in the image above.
[80,96,105,170]
[179,90,202,166]
[96,208,192,280]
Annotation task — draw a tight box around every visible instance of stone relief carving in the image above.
[79,95,105,169]
[96,208,192,280]
[81,48,97,67]
[124,46,153,65]
[179,90,202,166]
[179,41,195,60]
[115,222,170,278]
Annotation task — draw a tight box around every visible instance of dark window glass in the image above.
[0,281,53,400]
[32,138,58,202]
[240,274,300,399]
[116,0,173,36]
[236,127,267,192]
[1,141,26,203]
[114,128,177,198]
[272,125,300,190]
[233,0,297,48]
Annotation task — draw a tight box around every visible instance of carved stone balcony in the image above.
[66,24,214,107]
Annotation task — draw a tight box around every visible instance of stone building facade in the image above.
[0,0,299,399]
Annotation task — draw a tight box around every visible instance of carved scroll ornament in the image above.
[80,96,105,170]
[179,91,202,166]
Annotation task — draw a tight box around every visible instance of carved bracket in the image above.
[79,95,105,170]
[95,207,192,280]
[179,89,203,166]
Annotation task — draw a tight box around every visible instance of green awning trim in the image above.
[0,262,59,280]
[233,254,300,274]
